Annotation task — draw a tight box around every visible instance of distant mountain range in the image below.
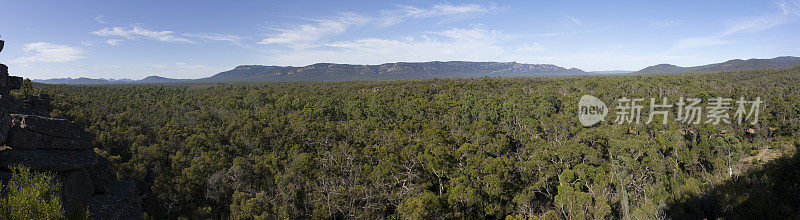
[33,78,134,85]
[32,57,800,84]
[33,76,189,85]
[633,56,800,74]
[194,61,590,83]
[34,61,590,84]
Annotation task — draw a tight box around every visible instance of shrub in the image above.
[0,165,64,219]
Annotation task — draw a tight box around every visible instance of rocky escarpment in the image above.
[0,39,141,219]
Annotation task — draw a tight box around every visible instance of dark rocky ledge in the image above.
[5,114,94,150]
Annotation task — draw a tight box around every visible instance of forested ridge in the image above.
[23,65,800,219]
[632,56,800,74]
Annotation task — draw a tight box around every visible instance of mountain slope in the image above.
[136,76,191,84]
[634,56,800,74]
[197,61,591,83]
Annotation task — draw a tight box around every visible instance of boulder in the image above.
[89,181,142,220]
[5,114,93,150]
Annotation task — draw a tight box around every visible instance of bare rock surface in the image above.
[89,181,142,220]
[62,169,95,211]
[0,149,98,172]
[5,114,93,150]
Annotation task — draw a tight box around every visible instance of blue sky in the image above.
[1,0,799,79]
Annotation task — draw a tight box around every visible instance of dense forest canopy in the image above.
[21,65,800,219]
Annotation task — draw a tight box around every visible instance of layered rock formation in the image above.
[0,38,141,219]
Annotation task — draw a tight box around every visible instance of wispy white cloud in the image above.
[11,42,85,63]
[259,3,501,48]
[94,15,109,24]
[650,20,680,27]
[182,33,247,47]
[262,25,535,66]
[565,15,582,25]
[779,0,800,15]
[106,39,123,46]
[721,13,795,36]
[183,33,244,43]
[92,26,195,43]
[93,25,247,46]
[671,0,800,50]
[379,3,500,26]
[259,12,369,47]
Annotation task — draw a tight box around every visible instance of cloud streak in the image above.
[259,12,370,47]
[259,3,500,48]
[183,33,244,43]
[106,39,122,46]
[12,42,85,63]
[565,15,582,25]
[262,25,535,66]
[93,26,246,46]
[94,15,109,24]
[379,3,500,26]
[672,0,800,50]
[650,20,680,27]
[93,26,195,43]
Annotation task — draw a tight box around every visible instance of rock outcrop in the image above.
[1,62,19,144]
[5,114,94,150]
[0,38,141,219]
